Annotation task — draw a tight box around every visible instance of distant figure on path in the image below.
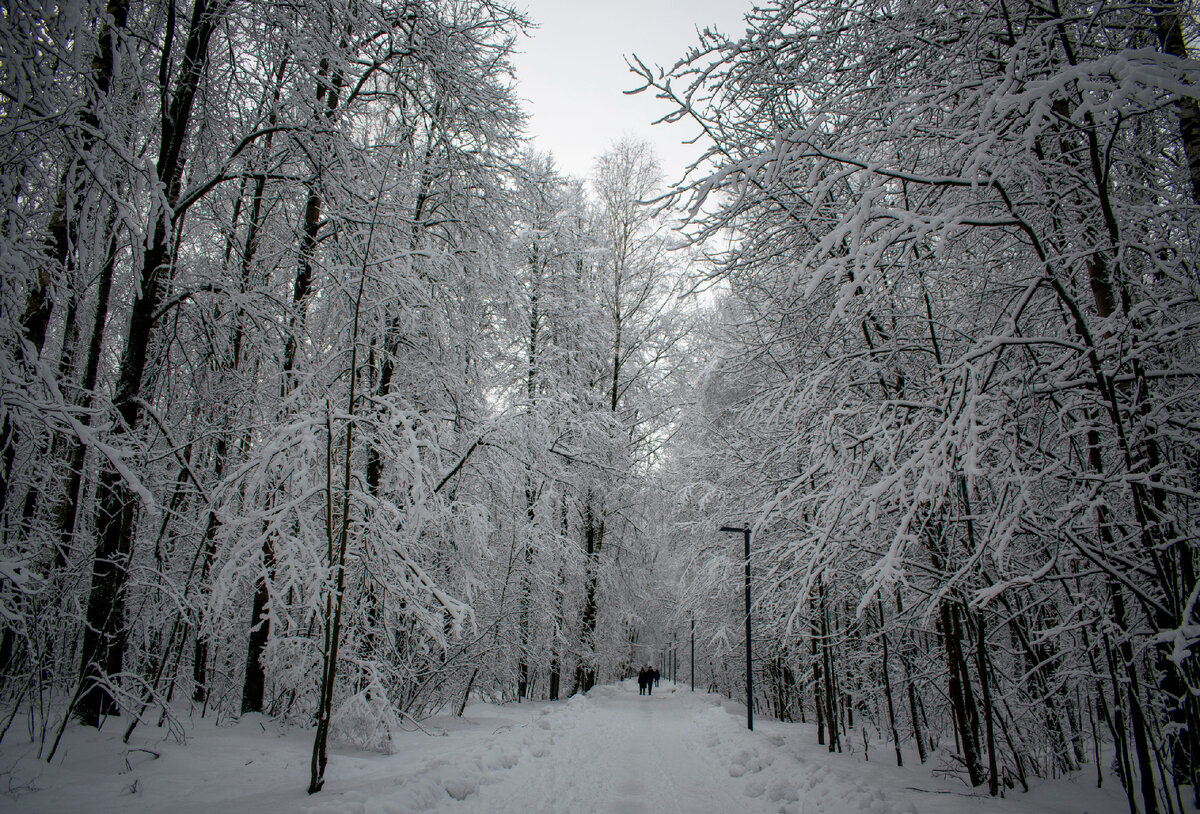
[638,665,654,695]
[652,667,660,688]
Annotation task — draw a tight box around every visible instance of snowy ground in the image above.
[2,681,1136,813]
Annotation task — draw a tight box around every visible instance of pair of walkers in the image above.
[636,666,660,695]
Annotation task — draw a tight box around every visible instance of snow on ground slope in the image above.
[2,681,1133,813]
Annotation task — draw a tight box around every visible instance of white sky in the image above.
[511,1,756,185]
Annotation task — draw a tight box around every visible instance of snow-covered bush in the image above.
[329,683,405,754]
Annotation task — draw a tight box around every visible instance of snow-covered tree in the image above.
[639,0,1200,807]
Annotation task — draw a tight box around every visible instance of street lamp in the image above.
[720,525,753,731]
[690,614,695,693]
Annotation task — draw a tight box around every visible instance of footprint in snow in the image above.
[767,777,800,803]
[441,775,479,801]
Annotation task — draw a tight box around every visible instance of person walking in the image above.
[637,667,648,695]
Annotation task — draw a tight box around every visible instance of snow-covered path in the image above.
[440,682,753,814]
[4,679,1131,814]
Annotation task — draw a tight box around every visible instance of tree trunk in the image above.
[819,582,839,753]
[0,0,130,517]
[243,54,342,713]
[940,600,984,786]
[549,504,567,701]
[894,592,926,764]
[548,657,560,702]
[195,68,286,705]
[1110,587,1162,814]
[573,498,602,695]
[240,531,275,715]
[43,194,116,577]
[812,609,824,746]
[877,596,902,767]
[518,254,540,701]
[2,216,121,695]
[1102,630,1136,809]
[355,68,434,672]
[191,472,223,705]
[1154,5,1200,204]
[517,482,534,701]
[77,0,223,727]
[311,192,374,791]
[975,612,998,796]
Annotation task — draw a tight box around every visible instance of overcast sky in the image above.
[510,1,755,185]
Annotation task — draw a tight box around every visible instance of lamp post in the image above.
[673,632,678,683]
[690,614,695,692]
[720,525,752,731]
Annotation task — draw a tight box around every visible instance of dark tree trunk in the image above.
[310,242,370,793]
[877,597,902,767]
[573,499,602,695]
[1111,588,1162,814]
[240,533,275,715]
[776,651,796,723]
[77,0,223,727]
[51,207,117,571]
[894,592,926,764]
[940,600,984,787]
[197,70,285,705]
[549,503,567,701]
[1154,5,1200,204]
[548,658,560,701]
[518,478,535,700]
[0,0,130,517]
[812,603,824,746]
[5,216,121,696]
[356,135,436,671]
[994,699,1030,793]
[819,583,839,753]
[1102,629,1138,813]
[518,259,540,702]
[243,55,342,714]
[975,612,998,796]
[191,480,223,704]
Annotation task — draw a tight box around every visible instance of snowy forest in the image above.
[0,0,1197,812]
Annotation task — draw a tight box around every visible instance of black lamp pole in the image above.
[690,614,695,692]
[720,525,753,731]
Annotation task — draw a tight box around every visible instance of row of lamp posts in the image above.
[656,524,753,732]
